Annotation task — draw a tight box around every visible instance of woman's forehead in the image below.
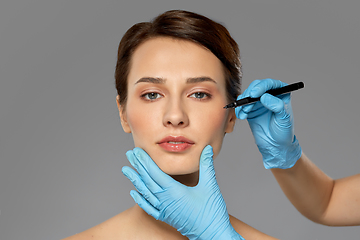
[128,37,226,85]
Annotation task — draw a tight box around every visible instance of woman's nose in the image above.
[163,100,189,127]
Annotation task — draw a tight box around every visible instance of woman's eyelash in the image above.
[140,92,163,101]
[189,92,212,100]
[140,91,212,101]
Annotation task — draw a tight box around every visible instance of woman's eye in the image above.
[189,92,211,100]
[141,92,162,101]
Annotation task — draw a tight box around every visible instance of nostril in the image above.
[166,121,184,125]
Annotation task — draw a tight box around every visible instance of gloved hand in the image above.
[122,145,245,240]
[235,78,302,169]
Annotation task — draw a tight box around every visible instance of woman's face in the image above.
[117,37,236,176]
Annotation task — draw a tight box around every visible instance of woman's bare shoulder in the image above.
[62,206,138,240]
[229,214,279,240]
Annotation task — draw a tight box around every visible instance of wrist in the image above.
[217,225,245,240]
[197,224,245,240]
[261,136,302,169]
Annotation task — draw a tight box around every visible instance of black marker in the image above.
[224,81,304,109]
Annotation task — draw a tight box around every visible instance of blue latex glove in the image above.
[122,145,245,240]
[235,79,302,169]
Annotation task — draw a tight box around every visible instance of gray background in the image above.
[1,0,359,239]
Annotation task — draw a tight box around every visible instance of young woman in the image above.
[63,10,277,239]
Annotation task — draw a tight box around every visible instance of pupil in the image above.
[196,92,204,98]
[149,93,157,99]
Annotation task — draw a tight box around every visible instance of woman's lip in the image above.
[158,142,193,152]
[157,136,194,152]
[157,136,195,144]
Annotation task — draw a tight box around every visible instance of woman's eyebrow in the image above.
[134,76,217,85]
[135,77,166,85]
[186,77,217,84]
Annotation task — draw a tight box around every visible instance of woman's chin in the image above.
[150,152,200,175]
[168,171,200,187]
[160,166,199,176]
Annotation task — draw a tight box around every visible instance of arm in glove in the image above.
[122,145,245,240]
[235,79,302,169]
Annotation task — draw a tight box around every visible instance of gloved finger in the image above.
[272,94,294,130]
[129,190,160,220]
[122,166,160,208]
[259,93,285,113]
[246,103,268,120]
[132,148,180,190]
[198,145,216,186]
[260,93,295,140]
[126,150,163,194]
[236,102,255,119]
[235,83,257,119]
[238,79,287,119]
[236,103,250,120]
[249,78,288,98]
[260,93,293,126]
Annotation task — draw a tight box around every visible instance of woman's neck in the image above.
[132,204,188,239]
[171,171,199,187]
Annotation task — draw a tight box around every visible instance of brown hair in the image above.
[115,10,242,109]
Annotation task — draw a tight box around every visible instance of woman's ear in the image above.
[116,95,131,133]
[224,108,236,134]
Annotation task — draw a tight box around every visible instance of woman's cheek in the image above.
[126,106,142,133]
[213,110,228,129]
[126,103,162,146]
[204,105,229,158]
[199,102,228,130]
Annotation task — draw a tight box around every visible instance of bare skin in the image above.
[63,204,278,240]
[271,153,360,226]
